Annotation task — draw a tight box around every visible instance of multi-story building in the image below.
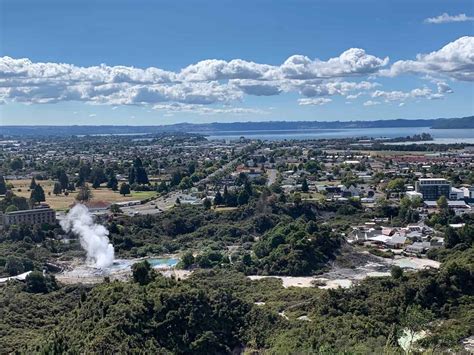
[415,178,451,201]
[2,207,56,226]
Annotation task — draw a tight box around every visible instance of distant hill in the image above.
[431,116,474,129]
[1,116,472,137]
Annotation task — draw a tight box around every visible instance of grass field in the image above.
[7,179,157,210]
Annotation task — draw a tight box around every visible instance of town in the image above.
[1,130,474,354]
[1,133,473,264]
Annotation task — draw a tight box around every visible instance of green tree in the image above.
[132,157,149,185]
[237,189,250,205]
[92,177,101,189]
[132,260,154,285]
[76,184,92,202]
[437,195,448,210]
[89,167,107,185]
[29,177,37,190]
[214,191,224,206]
[223,185,229,205]
[53,182,62,196]
[30,184,46,203]
[180,251,195,269]
[0,175,6,195]
[25,271,48,293]
[386,178,406,192]
[203,198,212,210]
[128,167,136,185]
[5,256,24,276]
[10,158,23,171]
[59,171,69,191]
[178,176,193,190]
[301,178,309,193]
[390,265,404,279]
[119,183,131,196]
[107,173,118,191]
[157,181,168,193]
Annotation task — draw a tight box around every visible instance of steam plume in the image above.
[60,204,115,268]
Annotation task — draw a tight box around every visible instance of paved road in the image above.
[122,157,241,216]
[121,191,181,216]
[199,158,239,185]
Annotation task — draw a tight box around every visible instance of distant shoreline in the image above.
[1,116,472,137]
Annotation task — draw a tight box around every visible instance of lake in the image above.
[205,127,474,143]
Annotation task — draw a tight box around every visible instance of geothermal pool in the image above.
[56,256,180,284]
[108,257,179,271]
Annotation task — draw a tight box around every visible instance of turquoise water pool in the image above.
[146,258,179,268]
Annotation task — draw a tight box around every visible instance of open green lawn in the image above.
[7,179,157,210]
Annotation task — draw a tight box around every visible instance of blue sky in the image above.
[0,0,473,125]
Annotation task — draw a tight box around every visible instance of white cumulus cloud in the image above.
[381,36,474,81]
[424,13,474,24]
[298,98,332,106]
[363,100,381,106]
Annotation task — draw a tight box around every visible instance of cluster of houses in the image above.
[349,223,445,254]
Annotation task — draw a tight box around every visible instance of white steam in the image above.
[60,204,115,268]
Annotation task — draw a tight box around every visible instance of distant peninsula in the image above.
[1,116,472,137]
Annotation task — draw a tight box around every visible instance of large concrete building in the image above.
[2,207,56,226]
[415,178,451,201]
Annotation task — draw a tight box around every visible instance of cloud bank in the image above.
[0,36,471,111]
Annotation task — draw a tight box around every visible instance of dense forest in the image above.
[0,244,472,353]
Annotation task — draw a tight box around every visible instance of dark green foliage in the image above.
[53,182,62,196]
[129,157,149,185]
[131,260,154,285]
[76,184,92,202]
[25,271,58,293]
[203,198,212,210]
[119,182,131,196]
[252,221,342,276]
[34,276,273,354]
[0,283,89,353]
[301,178,309,192]
[390,265,404,279]
[58,171,69,191]
[5,256,25,275]
[30,184,46,203]
[214,190,224,205]
[107,172,118,191]
[10,158,24,171]
[29,177,37,190]
[179,251,195,269]
[0,191,29,212]
[0,175,7,195]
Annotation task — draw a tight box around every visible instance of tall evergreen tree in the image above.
[53,182,62,196]
[30,177,37,190]
[107,173,118,191]
[214,191,224,206]
[237,189,250,205]
[301,178,309,193]
[30,185,46,203]
[223,185,229,205]
[59,171,69,191]
[0,175,7,195]
[128,167,136,185]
